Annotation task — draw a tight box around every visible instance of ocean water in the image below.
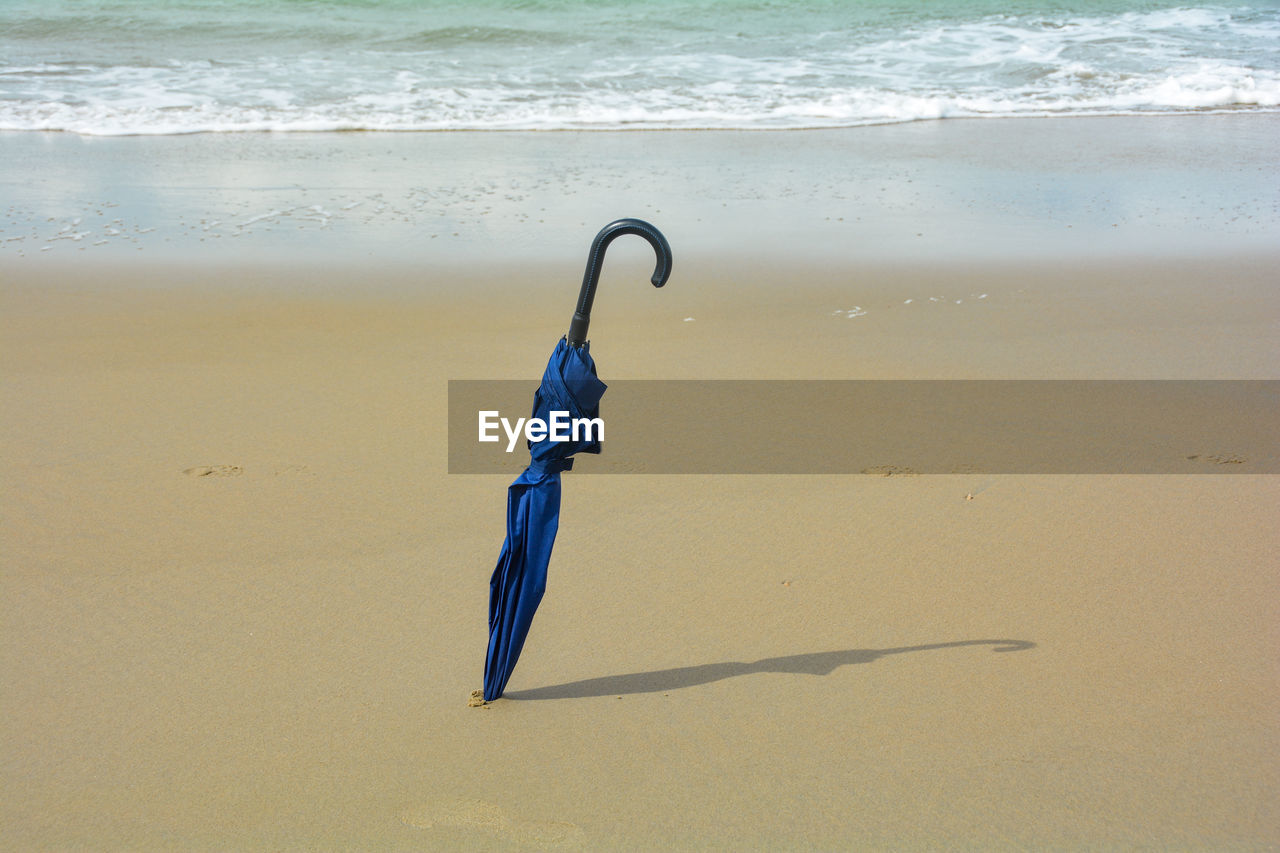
[1,0,1278,135]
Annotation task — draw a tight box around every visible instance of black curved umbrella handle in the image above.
[567,218,672,347]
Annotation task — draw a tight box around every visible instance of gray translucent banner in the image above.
[448,380,1278,474]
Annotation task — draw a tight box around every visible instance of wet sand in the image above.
[2,117,1279,850]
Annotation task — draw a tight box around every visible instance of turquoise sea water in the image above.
[2,0,1278,134]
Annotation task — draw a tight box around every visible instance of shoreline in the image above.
[10,107,1280,134]
[4,113,1279,270]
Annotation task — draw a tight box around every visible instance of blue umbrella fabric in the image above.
[482,337,606,702]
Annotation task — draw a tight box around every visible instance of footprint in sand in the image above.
[1187,454,1246,465]
[400,798,584,848]
[183,464,315,478]
[182,464,242,477]
[400,798,503,832]
[861,464,919,477]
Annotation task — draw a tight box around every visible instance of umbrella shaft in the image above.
[567,312,590,348]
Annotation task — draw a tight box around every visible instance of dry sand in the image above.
[2,117,1279,850]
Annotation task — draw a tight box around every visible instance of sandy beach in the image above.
[2,116,1279,850]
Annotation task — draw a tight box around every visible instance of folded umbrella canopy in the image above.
[481,219,673,702]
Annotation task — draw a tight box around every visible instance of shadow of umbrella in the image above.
[504,639,1036,701]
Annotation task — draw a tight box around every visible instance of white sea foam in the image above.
[0,4,1276,134]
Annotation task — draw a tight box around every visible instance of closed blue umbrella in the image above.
[480,219,673,703]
